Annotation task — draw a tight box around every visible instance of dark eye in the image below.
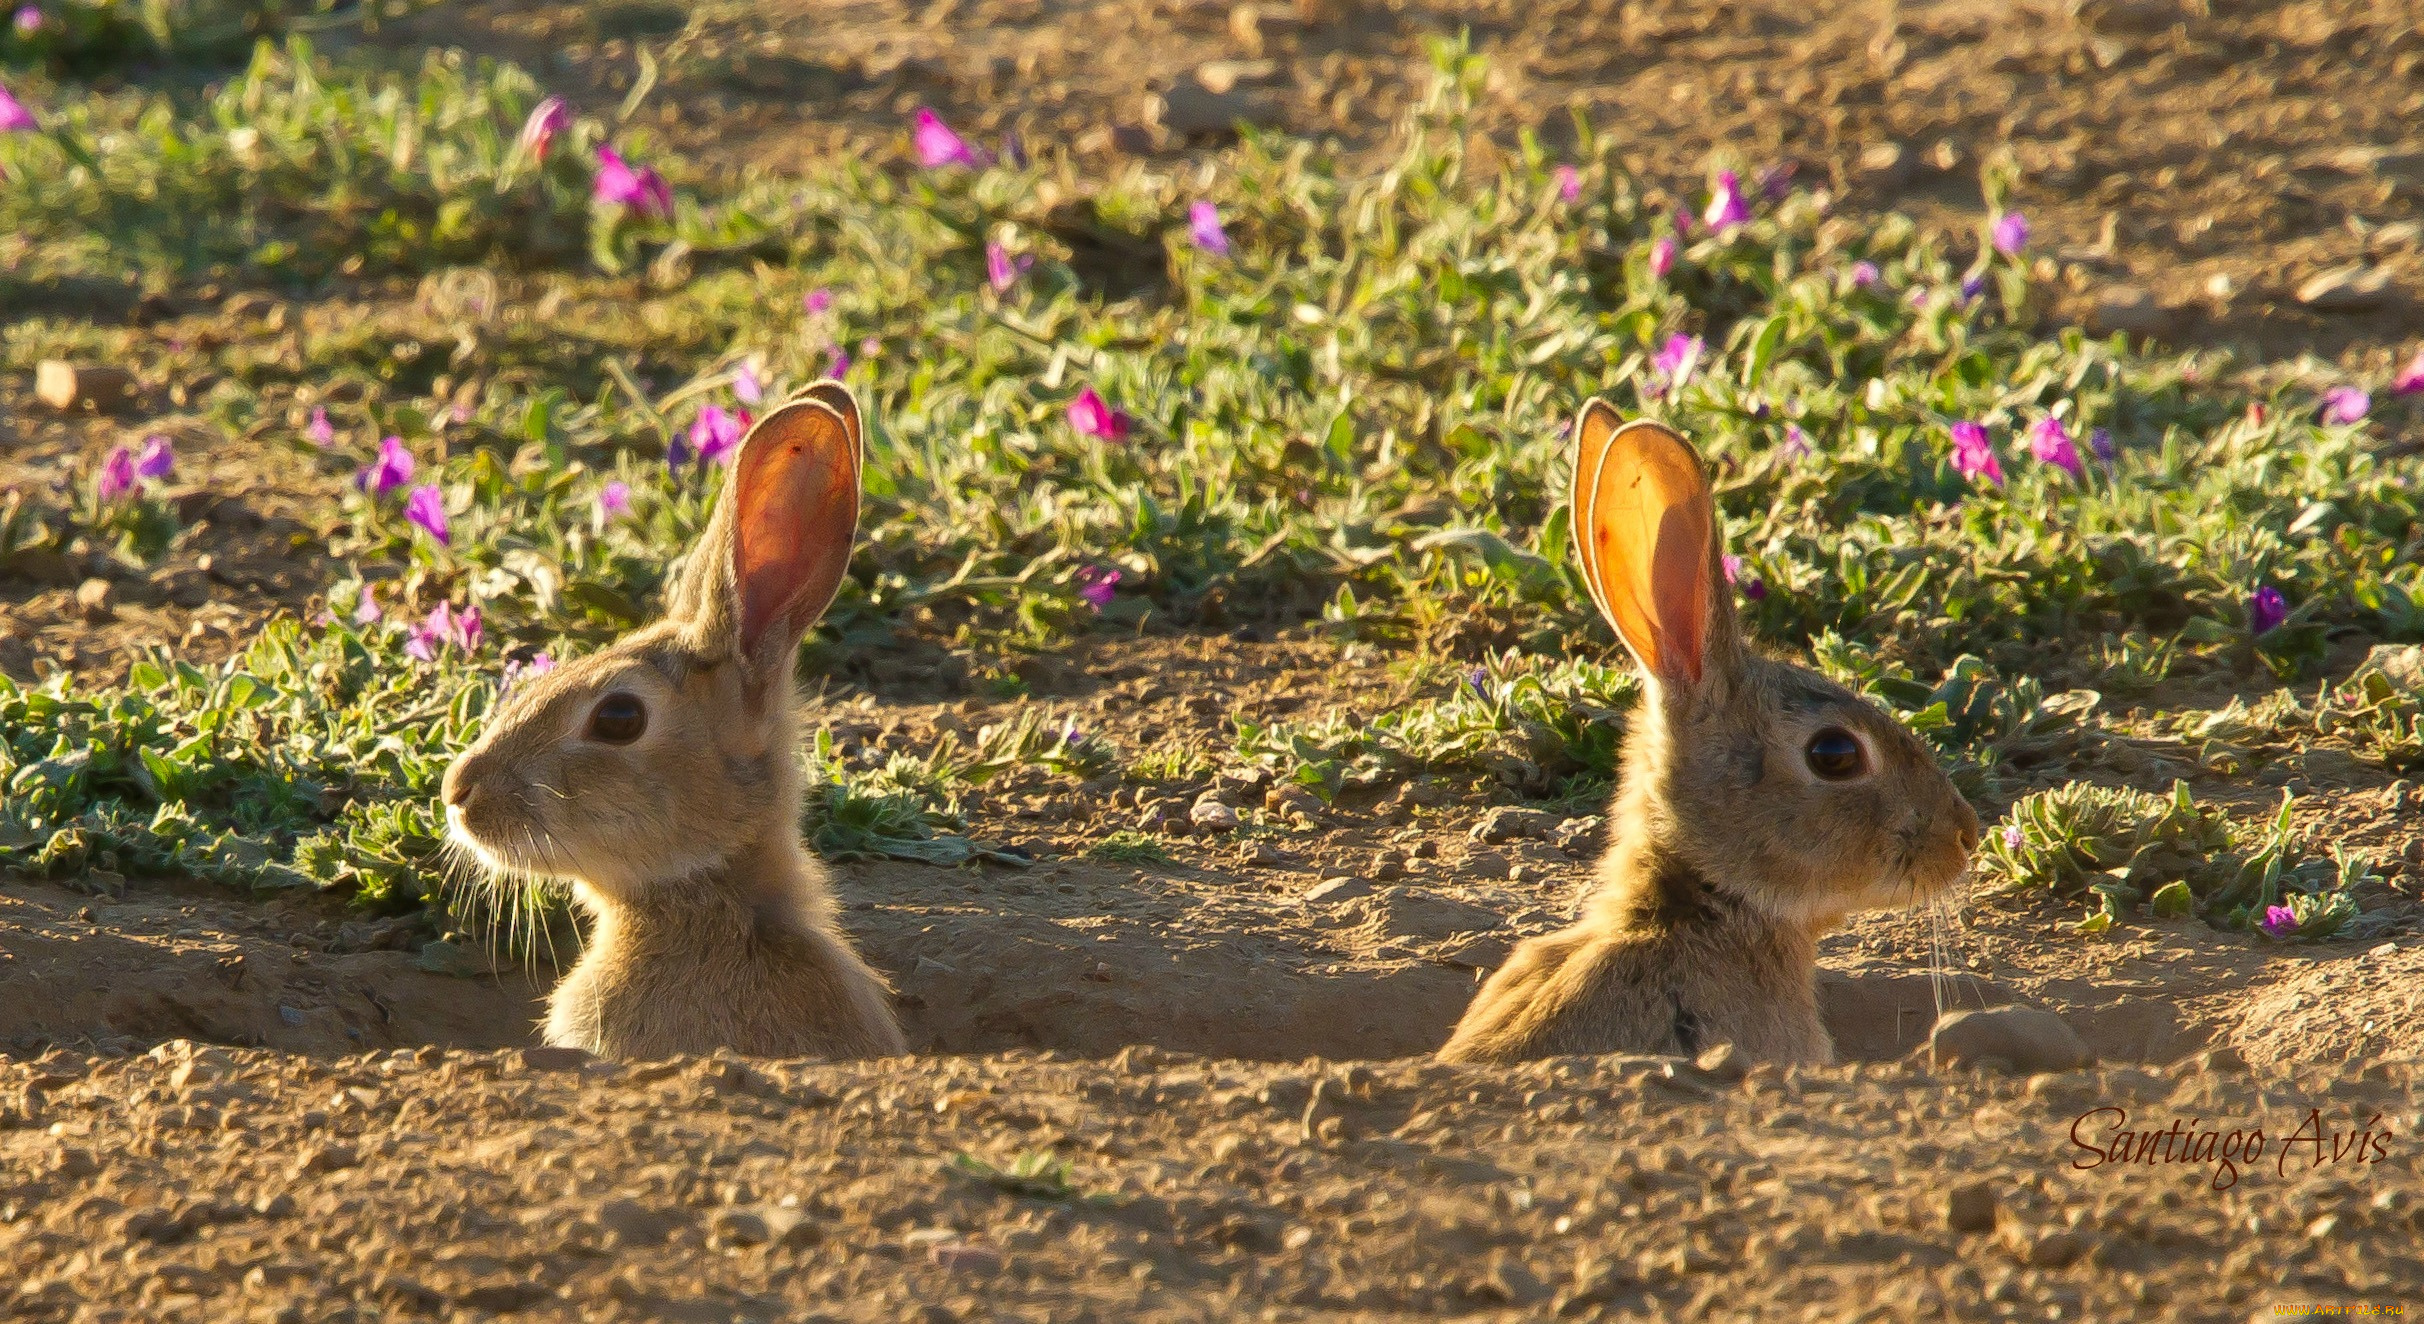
[588,693,647,745]
[1804,728,1866,781]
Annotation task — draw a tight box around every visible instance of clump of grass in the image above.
[1978,781,2372,939]
[1233,651,1637,801]
[1085,830,1170,865]
[2315,647,2424,771]
[946,1149,1092,1202]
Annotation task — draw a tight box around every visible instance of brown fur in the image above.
[1438,407,1979,1067]
[441,386,906,1061]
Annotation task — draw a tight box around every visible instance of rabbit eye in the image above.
[588,693,647,745]
[1804,729,1866,781]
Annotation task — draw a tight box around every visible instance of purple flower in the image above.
[1648,236,1677,279]
[95,446,136,501]
[2028,416,2083,477]
[351,586,381,625]
[12,6,38,35]
[1907,286,1931,308]
[1646,334,1702,398]
[1187,200,1231,257]
[129,435,173,480]
[518,96,570,162]
[597,480,632,520]
[593,146,672,219]
[403,484,450,545]
[355,437,414,496]
[1991,212,2030,256]
[1849,260,1880,287]
[1075,565,1122,610]
[2000,823,2023,851]
[1755,161,1797,200]
[2320,386,2370,424]
[986,241,1034,292]
[913,108,985,168]
[2249,586,2287,636]
[306,407,335,448]
[1722,555,1766,600]
[1782,424,1811,460]
[1949,421,2004,487]
[823,345,852,379]
[2259,904,2297,939]
[1701,171,1751,229]
[1554,165,1581,204]
[1067,387,1130,441]
[2090,427,2116,463]
[687,404,747,467]
[804,288,834,316]
[2395,349,2424,396]
[1959,273,1986,303]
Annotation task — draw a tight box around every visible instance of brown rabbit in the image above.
[441,383,906,1060]
[1438,403,1980,1067]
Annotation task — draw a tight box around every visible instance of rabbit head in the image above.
[441,383,865,903]
[1571,400,1979,930]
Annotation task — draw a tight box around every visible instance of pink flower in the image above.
[1781,424,1811,460]
[2001,824,2023,851]
[913,108,986,168]
[2028,416,2083,477]
[2320,386,2370,424]
[518,96,570,162]
[2394,349,2424,395]
[986,241,1033,292]
[804,288,834,316]
[1702,171,1751,229]
[403,483,450,545]
[1187,201,1230,256]
[1646,334,1702,399]
[355,437,414,496]
[500,653,555,696]
[1949,421,2004,487]
[351,586,381,625]
[824,345,852,379]
[1849,260,1880,287]
[733,364,763,405]
[306,407,335,448]
[404,602,481,662]
[12,7,37,35]
[134,435,174,480]
[593,146,672,219]
[687,404,748,466]
[0,82,34,134]
[1554,165,1581,203]
[1067,387,1130,441]
[597,480,632,520]
[1647,236,1677,279]
[1075,566,1122,610]
[1721,554,1765,600]
[1991,212,2030,256]
[2258,904,2297,938]
[95,446,136,501]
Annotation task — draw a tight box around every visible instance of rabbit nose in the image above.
[441,755,475,808]
[1952,799,1982,854]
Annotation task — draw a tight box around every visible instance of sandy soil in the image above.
[7,0,2424,1317]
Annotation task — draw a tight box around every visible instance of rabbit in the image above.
[1437,402,1980,1067]
[440,382,906,1061]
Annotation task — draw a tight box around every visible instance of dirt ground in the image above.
[8,0,2424,1317]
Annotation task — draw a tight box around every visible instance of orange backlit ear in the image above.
[1570,408,1715,684]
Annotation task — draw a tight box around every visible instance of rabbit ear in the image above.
[789,379,864,473]
[1572,407,1731,686]
[669,396,862,680]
